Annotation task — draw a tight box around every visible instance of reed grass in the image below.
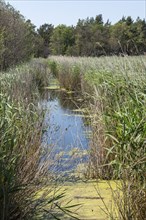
[0,58,82,220]
[0,59,51,219]
[48,55,146,219]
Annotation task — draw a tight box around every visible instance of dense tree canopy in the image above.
[37,23,54,57]
[0,0,146,70]
[0,0,40,70]
[40,14,146,57]
[50,25,75,55]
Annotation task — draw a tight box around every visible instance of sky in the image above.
[5,0,146,28]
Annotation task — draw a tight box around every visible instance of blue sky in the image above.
[6,0,146,28]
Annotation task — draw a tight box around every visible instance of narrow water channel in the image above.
[40,89,91,180]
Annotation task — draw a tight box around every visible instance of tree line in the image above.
[0,0,39,70]
[41,15,146,57]
[0,0,146,70]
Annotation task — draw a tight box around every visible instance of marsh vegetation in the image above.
[0,1,146,219]
[1,55,146,219]
[1,59,85,219]
[48,55,146,219]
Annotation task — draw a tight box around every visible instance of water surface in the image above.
[40,90,90,178]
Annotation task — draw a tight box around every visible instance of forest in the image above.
[0,0,146,70]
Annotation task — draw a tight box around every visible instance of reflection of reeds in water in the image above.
[40,93,90,182]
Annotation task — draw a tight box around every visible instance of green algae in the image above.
[44,85,67,91]
[35,180,121,219]
[66,90,75,94]
[61,180,121,219]
[72,108,88,113]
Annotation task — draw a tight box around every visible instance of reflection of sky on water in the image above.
[40,92,90,176]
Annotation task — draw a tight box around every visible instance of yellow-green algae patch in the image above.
[35,180,121,219]
[44,78,66,91]
[62,180,121,219]
[72,108,88,113]
[66,90,75,94]
[44,85,67,91]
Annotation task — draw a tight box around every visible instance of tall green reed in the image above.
[0,59,51,219]
[0,58,80,220]
[48,55,146,219]
[85,58,146,219]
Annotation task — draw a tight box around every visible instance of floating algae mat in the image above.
[44,78,66,91]
[62,180,121,220]
[36,180,121,220]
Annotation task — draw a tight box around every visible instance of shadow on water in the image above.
[39,89,91,181]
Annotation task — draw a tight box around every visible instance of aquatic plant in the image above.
[48,55,146,220]
[0,58,82,219]
[0,59,51,219]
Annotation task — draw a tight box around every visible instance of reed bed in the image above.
[0,59,52,219]
[48,55,146,219]
[0,59,82,220]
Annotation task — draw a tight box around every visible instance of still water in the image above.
[40,90,90,178]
